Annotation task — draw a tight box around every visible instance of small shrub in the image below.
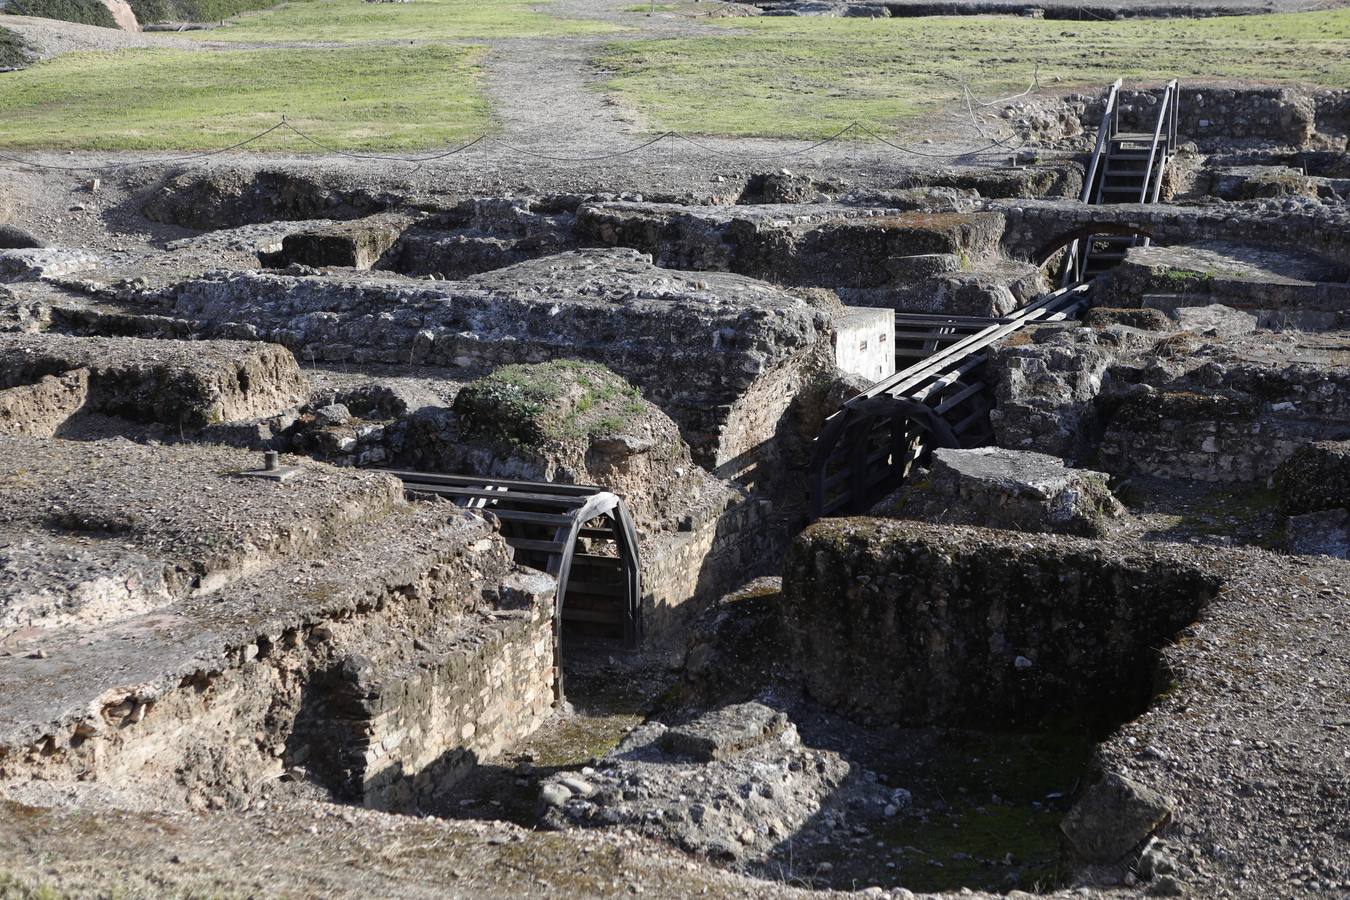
[7,0,117,27]
[127,0,278,24]
[0,26,33,70]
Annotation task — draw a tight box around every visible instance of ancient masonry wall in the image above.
[781,519,1218,729]
[1105,86,1347,147]
[996,199,1350,263]
[0,573,557,814]
[350,602,556,810]
[640,495,776,649]
[1099,390,1350,483]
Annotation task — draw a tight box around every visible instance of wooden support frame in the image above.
[809,284,1091,519]
[380,471,643,658]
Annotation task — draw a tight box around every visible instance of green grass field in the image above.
[0,0,608,151]
[1,2,1347,151]
[0,44,488,150]
[599,9,1350,138]
[195,0,612,43]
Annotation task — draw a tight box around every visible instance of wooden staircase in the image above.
[1062,81,1180,284]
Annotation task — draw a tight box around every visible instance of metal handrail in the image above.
[1137,79,1180,254]
[1139,79,1178,205]
[1062,78,1123,285]
[1080,78,1122,205]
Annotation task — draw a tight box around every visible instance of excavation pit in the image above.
[782,520,1218,732]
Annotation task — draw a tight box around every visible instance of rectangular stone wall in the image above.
[641,494,777,651]
[357,601,556,810]
[781,519,1218,729]
[1099,390,1350,483]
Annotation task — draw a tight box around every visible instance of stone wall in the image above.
[992,324,1350,481]
[1275,440,1350,516]
[575,202,1019,313]
[302,582,556,810]
[1119,86,1323,147]
[0,438,558,812]
[162,249,831,471]
[640,493,776,651]
[1099,384,1350,482]
[1095,242,1350,331]
[994,197,1350,265]
[988,325,1125,462]
[781,519,1218,729]
[0,367,89,436]
[1082,85,1347,149]
[0,333,307,427]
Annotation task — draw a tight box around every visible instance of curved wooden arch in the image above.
[808,283,1091,520]
[381,470,643,660]
[1031,222,1157,266]
[810,397,965,519]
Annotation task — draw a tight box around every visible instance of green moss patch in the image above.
[453,361,648,448]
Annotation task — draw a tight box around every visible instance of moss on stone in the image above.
[453,361,647,448]
[1156,267,1216,290]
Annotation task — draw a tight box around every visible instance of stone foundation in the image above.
[1097,241,1350,331]
[781,520,1217,729]
[0,438,557,812]
[0,333,307,427]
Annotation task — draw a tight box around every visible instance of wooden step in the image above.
[562,607,623,624]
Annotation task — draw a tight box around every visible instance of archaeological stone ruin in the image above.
[0,70,1347,900]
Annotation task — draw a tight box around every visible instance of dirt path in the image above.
[479,0,742,150]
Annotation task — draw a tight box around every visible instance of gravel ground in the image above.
[0,14,199,58]
[1096,542,1350,896]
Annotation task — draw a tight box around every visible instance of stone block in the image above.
[830,306,893,384]
[1172,304,1258,337]
[659,701,789,761]
[879,447,1123,537]
[1060,772,1176,863]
